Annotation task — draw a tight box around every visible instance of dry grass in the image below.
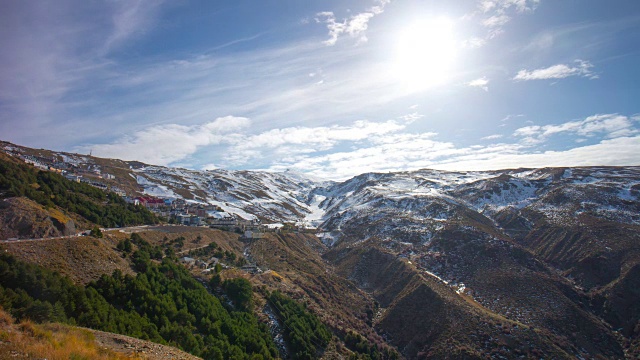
[47,207,72,226]
[0,308,138,360]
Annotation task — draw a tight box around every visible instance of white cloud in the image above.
[462,37,488,48]
[482,0,540,14]
[482,134,503,140]
[513,114,638,144]
[266,125,640,180]
[513,60,598,81]
[241,120,404,149]
[273,132,640,180]
[263,112,638,179]
[80,116,250,166]
[81,111,639,180]
[82,115,414,168]
[483,15,511,28]
[399,112,424,123]
[502,114,525,122]
[434,136,640,172]
[102,0,165,54]
[315,0,390,45]
[227,118,409,165]
[268,132,455,179]
[468,77,489,91]
[479,1,497,12]
[466,0,540,46]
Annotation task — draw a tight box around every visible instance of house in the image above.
[64,174,82,183]
[156,210,171,218]
[50,162,70,171]
[176,214,201,226]
[241,265,261,274]
[206,211,232,219]
[172,198,187,209]
[265,223,285,231]
[111,187,126,197]
[243,230,264,239]
[208,212,237,227]
[180,256,196,266]
[134,197,165,209]
[176,214,191,225]
[84,180,107,190]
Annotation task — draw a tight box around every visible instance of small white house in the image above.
[180,256,196,266]
[244,230,264,239]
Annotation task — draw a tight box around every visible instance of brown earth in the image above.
[89,328,201,360]
[248,233,377,336]
[2,235,134,284]
[1,226,247,285]
[0,197,90,240]
[325,237,628,359]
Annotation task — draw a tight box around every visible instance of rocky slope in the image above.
[0,197,83,240]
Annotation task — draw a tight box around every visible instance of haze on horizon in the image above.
[1,0,639,180]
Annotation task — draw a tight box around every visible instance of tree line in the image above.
[0,244,278,359]
[0,157,157,227]
[268,290,333,359]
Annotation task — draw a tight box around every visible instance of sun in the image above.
[392,17,457,91]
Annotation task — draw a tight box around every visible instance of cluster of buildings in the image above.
[12,152,123,194]
[129,197,265,236]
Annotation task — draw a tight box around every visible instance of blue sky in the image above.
[1,0,639,179]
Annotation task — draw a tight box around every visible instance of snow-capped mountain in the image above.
[302,167,639,243]
[135,166,325,221]
[137,165,639,226]
[3,140,637,237]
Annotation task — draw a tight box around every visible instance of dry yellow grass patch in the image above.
[47,207,72,225]
[0,308,138,360]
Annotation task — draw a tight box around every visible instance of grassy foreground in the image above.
[0,306,137,360]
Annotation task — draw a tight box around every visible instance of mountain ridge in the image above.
[2,140,640,358]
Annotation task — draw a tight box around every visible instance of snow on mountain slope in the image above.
[4,140,636,235]
[134,166,327,221]
[302,167,640,245]
[132,163,640,240]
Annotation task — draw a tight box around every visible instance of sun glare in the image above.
[392,17,457,91]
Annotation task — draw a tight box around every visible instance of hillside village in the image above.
[2,145,296,239]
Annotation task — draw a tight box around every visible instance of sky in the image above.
[1,0,639,180]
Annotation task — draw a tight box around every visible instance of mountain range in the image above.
[1,140,639,359]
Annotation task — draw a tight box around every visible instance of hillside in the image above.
[0,306,200,360]
[0,238,282,359]
[0,150,158,239]
[0,197,88,240]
